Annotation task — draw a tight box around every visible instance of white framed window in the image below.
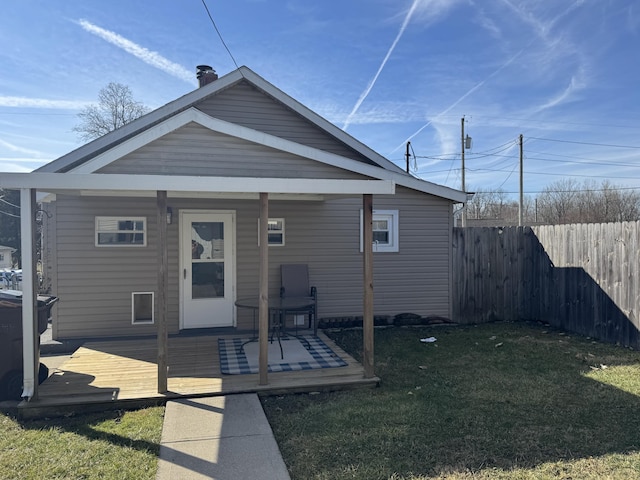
[258,218,285,246]
[132,292,154,325]
[95,217,146,247]
[360,209,399,253]
[0,253,4,262]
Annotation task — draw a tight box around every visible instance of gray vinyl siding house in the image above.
[36,66,465,340]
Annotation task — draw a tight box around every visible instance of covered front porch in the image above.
[24,329,376,416]
[1,171,392,405]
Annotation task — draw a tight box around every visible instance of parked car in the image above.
[0,270,21,290]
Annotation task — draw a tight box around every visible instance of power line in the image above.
[497,162,518,190]
[528,137,640,149]
[465,166,640,181]
[419,163,640,181]
[0,197,19,209]
[200,0,241,71]
[0,209,20,218]
[524,148,629,162]
[470,139,519,156]
[415,143,516,160]
[523,155,640,169]
[409,132,640,165]
[469,185,640,195]
[413,150,640,172]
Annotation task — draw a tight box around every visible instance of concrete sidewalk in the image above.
[156,394,291,480]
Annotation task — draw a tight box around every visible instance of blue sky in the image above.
[1,0,639,198]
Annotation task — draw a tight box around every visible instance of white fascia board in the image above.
[68,107,463,202]
[0,173,395,195]
[71,107,396,183]
[387,173,468,203]
[71,110,200,173]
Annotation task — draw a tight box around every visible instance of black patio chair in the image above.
[280,264,317,335]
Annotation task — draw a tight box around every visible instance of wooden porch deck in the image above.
[21,331,378,416]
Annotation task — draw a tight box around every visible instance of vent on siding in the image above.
[132,292,154,325]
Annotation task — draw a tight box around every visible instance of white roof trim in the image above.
[71,108,388,178]
[0,172,395,195]
[35,66,464,202]
[36,66,404,175]
[68,107,465,202]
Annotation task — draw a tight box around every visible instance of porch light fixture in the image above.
[166,207,173,225]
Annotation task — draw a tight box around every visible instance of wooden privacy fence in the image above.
[452,222,640,348]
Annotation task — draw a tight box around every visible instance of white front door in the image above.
[180,211,235,329]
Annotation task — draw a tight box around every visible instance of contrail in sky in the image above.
[390,46,526,154]
[341,0,421,131]
[0,139,47,157]
[0,96,86,109]
[77,19,197,86]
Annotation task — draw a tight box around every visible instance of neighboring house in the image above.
[26,66,465,341]
[0,245,15,270]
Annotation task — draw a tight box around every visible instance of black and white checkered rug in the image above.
[218,335,347,375]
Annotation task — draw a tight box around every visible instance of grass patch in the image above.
[0,406,164,480]
[262,322,640,479]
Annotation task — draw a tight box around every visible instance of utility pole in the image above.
[461,117,467,227]
[518,134,523,226]
[405,141,411,173]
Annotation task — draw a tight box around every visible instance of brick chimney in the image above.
[196,65,218,87]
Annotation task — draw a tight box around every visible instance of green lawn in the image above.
[3,322,640,480]
[262,322,640,480]
[0,406,163,480]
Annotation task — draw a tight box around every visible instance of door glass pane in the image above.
[191,222,224,260]
[191,222,224,299]
[192,262,224,299]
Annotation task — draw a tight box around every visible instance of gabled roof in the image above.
[36,66,466,203]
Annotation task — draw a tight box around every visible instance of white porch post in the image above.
[20,188,39,400]
[362,194,375,378]
[258,192,269,385]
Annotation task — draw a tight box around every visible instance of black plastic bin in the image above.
[0,291,58,400]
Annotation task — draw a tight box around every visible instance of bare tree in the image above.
[467,188,510,220]
[600,180,640,222]
[536,178,581,224]
[464,180,639,226]
[0,189,20,266]
[535,179,640,225]
[466,188,532,224]
[73,83,149,141]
